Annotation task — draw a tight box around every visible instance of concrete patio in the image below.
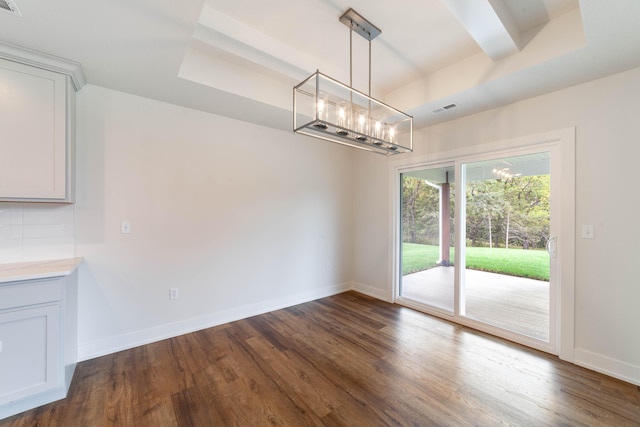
[401,266,549,341]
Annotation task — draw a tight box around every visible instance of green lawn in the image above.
[402,243,549,281]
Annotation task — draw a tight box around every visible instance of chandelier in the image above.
[293,8,413,156]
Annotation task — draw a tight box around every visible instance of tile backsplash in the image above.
[0,202,75,264]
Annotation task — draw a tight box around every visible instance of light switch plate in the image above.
[121,220,131,234]
[581,224,594,239]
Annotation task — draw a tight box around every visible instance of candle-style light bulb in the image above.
[336,102,349,136]
[314,94,329,129]
[356,111,367,141]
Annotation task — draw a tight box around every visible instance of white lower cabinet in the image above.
[0,272,78,420]
[0,305,60,405]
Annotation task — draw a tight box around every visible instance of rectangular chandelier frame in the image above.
[293,70,413,156]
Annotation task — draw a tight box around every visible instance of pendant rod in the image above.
[349,25,353,88]
[349,25,353,111]
[368,39,371,97]
[368,38,372,118]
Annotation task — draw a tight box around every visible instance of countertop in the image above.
[0,258,83,284]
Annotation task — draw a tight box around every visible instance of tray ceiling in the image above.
[1,0,640,131]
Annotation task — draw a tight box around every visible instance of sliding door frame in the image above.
[390,128,575,361]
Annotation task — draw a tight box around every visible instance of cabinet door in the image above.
[0,305,60,405]
[0,59,68,200]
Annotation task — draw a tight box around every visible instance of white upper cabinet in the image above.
[0,60,69,201]
[0,43,85,203]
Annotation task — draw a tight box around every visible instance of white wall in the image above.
[353,66,640,385]
[351,153,393,301]
[10,65,637,385]
[75,85,354,360]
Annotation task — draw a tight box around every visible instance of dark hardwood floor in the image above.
[2,291,639,426]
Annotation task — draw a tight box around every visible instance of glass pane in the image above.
[400,166,455,313]
[462,152,550,341]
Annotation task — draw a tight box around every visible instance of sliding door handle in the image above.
[547,236,557,258]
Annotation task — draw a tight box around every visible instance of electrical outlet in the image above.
[169,288,179,300]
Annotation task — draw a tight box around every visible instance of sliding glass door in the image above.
[399,165,455,314]
[460,152,551,342]
[397,145,561,353]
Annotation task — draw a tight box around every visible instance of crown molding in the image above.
[0,41,86,91]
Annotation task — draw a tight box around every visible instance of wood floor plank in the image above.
[171,386,221,427]
[263,305,469,425]
[102,348,138,425]
[1,291,638,426]
[59,357,111,425]
[221,323,325,426]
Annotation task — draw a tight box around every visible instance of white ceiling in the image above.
[1,0,640,132]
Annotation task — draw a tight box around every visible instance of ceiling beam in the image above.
[442,0,521,61]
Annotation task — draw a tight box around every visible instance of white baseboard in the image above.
[574,348,640,386]
[78,282,352,361]
[351,281,393,302]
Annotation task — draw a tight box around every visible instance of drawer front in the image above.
[0,278,63,311]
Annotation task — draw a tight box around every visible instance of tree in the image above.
[402,177,423,243]
[402,176,449,245]
[465,180,506,248]
[403,173,549,251]
[501,175,550,249]
[464,175,549,249]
